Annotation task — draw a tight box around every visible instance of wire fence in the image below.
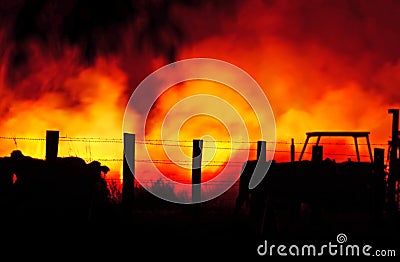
[0,135,385,155]
[0,134,385,179]
[0,135,390,146]
[0,135,394,210]
[0,134,386,178]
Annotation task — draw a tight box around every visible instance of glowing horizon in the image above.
[0,0,398,187]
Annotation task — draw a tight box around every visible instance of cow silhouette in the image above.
[0,150,113,226]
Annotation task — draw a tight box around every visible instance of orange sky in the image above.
[0,0,399,193]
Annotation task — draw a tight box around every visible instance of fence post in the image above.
[45,130,59,161]
[312,145,323,163]
[291,138,295,162]
[257,141,266,162]
[123,133,135,221]
[388,109,399,213]
[192,139,203,203]
[192,139,203,222]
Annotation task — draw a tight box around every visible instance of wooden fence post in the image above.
[123,133,135,221]
[257,141,266,162]
[46,130,59,161]
[312,145,323,163]
[291,138,295,162]
[192,139,203,203]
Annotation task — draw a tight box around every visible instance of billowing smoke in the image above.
[175,0,400,161]
[0,0,241,178]
[1,0,400,181]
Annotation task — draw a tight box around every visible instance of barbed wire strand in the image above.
[0,136,389,146]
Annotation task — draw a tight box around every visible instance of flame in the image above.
[1,0,400,187]
[144,80,261,183]
[175,0,399,163]
[0,41,127,179]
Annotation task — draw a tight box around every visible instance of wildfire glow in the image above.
[1,0,399,186]
[144,80,262,183]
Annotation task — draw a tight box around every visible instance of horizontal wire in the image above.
[0,136,389,146]
[0,136,46,141]
[0,135,381,164]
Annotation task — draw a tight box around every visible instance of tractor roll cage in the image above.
[298,131,373,163]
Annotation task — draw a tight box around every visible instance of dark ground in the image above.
[1,202,399,260]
